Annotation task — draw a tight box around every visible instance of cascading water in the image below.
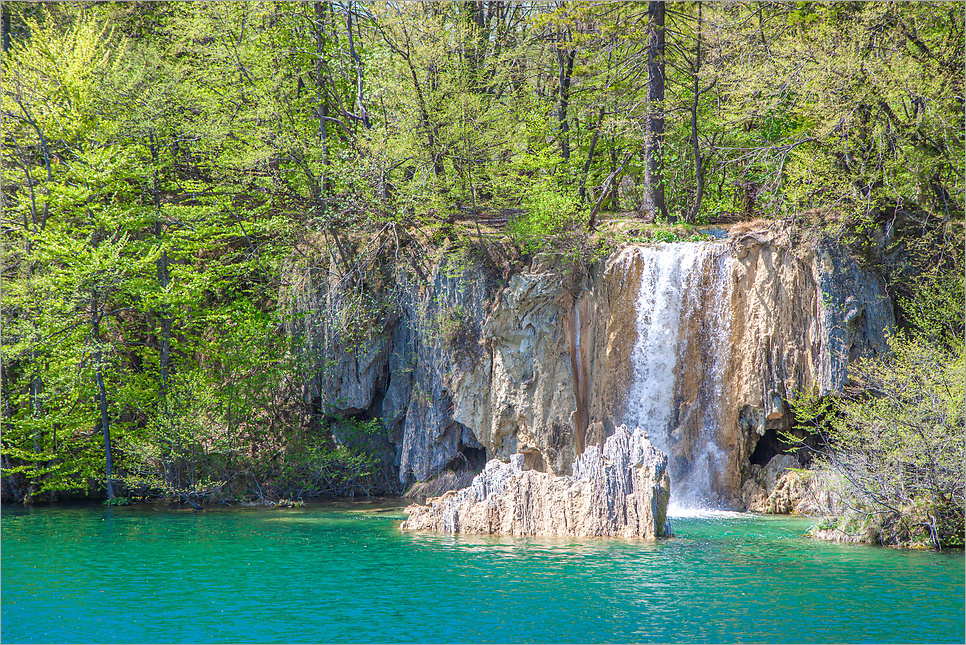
[622,242,735,510]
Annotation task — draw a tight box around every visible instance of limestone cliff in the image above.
[401,425,671,538]
[286,222,893,508]
[448,268,584,476]
[282,235,496,489]
[723,224,894,500]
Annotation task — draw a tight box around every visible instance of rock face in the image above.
[401,425,671,538]
[283,239,497,489]
[722,224,894,498]
[285,222,894,507]
[448,268,585,476]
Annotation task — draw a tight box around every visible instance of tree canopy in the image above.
[2,1,963,506]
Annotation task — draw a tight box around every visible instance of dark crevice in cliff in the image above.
[444,446,487,473]
[749,428,796,468]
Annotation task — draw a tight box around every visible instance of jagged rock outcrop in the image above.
[401,425,671,538]
[741,448,843,516]
[762,469,834,515]
[740,454,807,513]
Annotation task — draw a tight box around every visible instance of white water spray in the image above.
[622,242,735,513]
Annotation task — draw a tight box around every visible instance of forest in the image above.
[1,0,962,543]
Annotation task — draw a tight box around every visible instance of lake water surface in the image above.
[2,500,963,643]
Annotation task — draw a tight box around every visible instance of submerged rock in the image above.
[400,425,671,538]
[402,469,479,503]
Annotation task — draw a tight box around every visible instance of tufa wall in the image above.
[286,222,893,507]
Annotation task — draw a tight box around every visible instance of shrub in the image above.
[507,181,584,254]
[792,333,965,548]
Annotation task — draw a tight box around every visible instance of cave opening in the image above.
[444,446,488,473]
[461,446,488,471]
[749,428,795,467]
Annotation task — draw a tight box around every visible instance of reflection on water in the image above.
[405,530,662,552]
[2,499,963,644]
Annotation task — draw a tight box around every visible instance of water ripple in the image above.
[2,501,963,644]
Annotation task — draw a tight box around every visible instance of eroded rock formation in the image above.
[741,457,843,515]
[401,425,671,538]
[448,269,583,476]
[285,222,894,508]
[722,224,894,499]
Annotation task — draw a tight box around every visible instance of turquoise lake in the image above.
[2,500,963,643]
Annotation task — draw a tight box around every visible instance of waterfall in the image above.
[622,242,735,509]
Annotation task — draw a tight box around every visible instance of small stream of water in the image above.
[2,500,962,643]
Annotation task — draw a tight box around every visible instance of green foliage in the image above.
[649,230,683,244]
[718,1,964,223]
[0,4,310,503]
[2,1,963,507]
[272,416,389,499]
[438,305,471,348]
[899,261,965,354]
[507,181,585,253]
[791,332,965,548]
[817,516,839,532]
[648,229,714,244]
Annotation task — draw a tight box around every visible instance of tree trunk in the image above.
[464,1,486,82]
[639,1,668,222]
[12,90,52,233]
[579,106,606,202]
[149,131,173,408]
[2,10,11,52]
[30,362,41,453]
[96,361,115,500]
[686,1,705,223]
[403,53,442,178]
[315,1,331,195]
[608,144,619,210]
[555,30,576,161]
[346,2,371,129]
[588,151,634,230]
[92,305,115,500]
